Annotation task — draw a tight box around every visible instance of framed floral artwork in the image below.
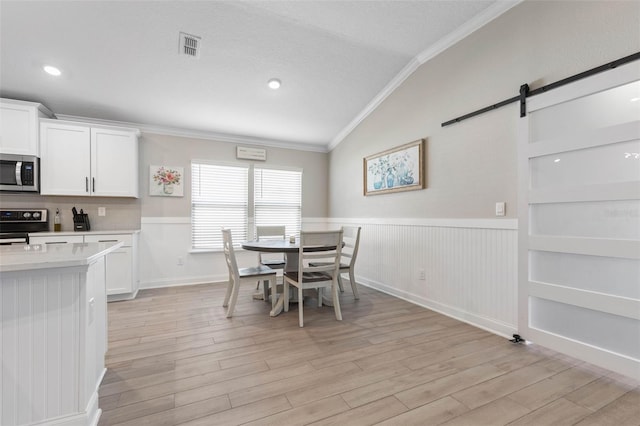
[150,165,184,197]
[363,139,425,196]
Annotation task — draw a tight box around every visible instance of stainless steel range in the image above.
[0,208,48,244]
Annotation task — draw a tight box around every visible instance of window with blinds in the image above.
[254,167,302,239]
[191,162,248,249]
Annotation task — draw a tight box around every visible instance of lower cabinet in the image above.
[29,232,139,300]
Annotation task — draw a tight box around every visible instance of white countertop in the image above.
[30,230,140,237]
[0,241,123,273]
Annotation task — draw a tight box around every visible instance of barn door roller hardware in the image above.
[442,51,640,127]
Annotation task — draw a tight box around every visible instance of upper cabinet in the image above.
[0,98,53,156]
[40,119,140,197]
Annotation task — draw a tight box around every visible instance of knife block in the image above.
[74,214,91,231]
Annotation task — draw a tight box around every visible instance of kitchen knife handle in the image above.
[85,177,89,192]
[92,178,95,193]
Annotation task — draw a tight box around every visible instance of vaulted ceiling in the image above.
[0,1,518,151]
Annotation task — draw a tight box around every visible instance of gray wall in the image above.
[328,0,640,219]
[140,132,328,218]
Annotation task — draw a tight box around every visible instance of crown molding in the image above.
[328,0,523,152]
[328,57,421,151]
[54,114,329,153]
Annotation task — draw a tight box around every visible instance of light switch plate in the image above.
[495,202,506,216]
[98,207,106,216]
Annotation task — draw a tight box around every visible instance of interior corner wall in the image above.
[328,1,640,336]
[138,132,329,288]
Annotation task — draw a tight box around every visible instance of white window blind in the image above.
[192,162,248,249]
[254,167,302,238]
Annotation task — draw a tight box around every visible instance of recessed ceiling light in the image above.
[43,65,61,76]
[554,158,561,163]
[268,78,281,90]
[630,97,640,102]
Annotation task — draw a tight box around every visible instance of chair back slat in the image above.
[256,225,286,265]
[298,230,343,281]
[341,226,361,267]
[222,228,240,284]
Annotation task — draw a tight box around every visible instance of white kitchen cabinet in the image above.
[40,119,139,197]
[29,231,140,300]
[85,233,138,299]
[0,98,53,156]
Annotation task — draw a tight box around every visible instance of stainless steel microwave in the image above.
[0,154,39,192]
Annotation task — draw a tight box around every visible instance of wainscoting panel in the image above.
[329,218,518,337]
[139,217,518,338]
[1,270,80,425]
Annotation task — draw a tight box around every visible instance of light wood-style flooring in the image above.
[98,282,640,426]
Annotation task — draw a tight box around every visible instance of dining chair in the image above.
[284,229,343,327]
[221,228,277,318]
[311,226,361,299]
[255,225,286,300]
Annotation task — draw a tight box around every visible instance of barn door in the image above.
[518,62,640,380]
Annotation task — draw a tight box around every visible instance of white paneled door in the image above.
[518,62,640,380]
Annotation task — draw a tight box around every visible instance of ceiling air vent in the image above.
[179,32,201,58]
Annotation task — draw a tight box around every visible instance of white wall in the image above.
[327,1,640,337]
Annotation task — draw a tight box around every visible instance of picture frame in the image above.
[363,139,425,196]
[149,165,184,197]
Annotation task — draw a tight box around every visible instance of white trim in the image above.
[141,217,190,224]
[358,276,517,339]
[526,328,640,381]
[529,181,640,204]
[140,275,227,290]
[327,216,518,229]
[415,0,522,64]
[328,0,522,150]
[529,235,640,260]
[527,61,640,113]
[529,281,640,320]
[328,58,421,150]
[55,114,328,153]
[528,121,640,158]
[192,158,250,169]
[140,216,517,229]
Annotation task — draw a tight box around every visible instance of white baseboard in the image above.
[357,276,517,339]
[140,274,227,290]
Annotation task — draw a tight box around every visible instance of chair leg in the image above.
[270,279,278,311]
[337,274,345,292]
[226,279,241,318]
[262,279,269,302]
[223,275,233,307]
[317,287,323,307]
[298,286,304,327]
[332,279,342,321]
[349,269,359,299]
[284,280,290,312]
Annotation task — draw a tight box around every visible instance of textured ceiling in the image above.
[0,0,516,151]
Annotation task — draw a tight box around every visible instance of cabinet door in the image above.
[40,121,91,196]
[0,102,39,155]
[104,247,133,295]
[91,128,139,197]
[85,234,134,295]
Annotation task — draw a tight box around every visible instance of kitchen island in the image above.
[1,241,122,426]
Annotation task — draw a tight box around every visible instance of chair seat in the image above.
[238,264,276,278]
[309,261,349,270]
[260,260,286,267]
[284,271,333,283]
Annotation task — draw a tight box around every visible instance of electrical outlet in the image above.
[177,256,184,266]
[419,269,426,280]
[98,207,106,216]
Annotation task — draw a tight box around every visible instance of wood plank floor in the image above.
[98,282,640,426]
